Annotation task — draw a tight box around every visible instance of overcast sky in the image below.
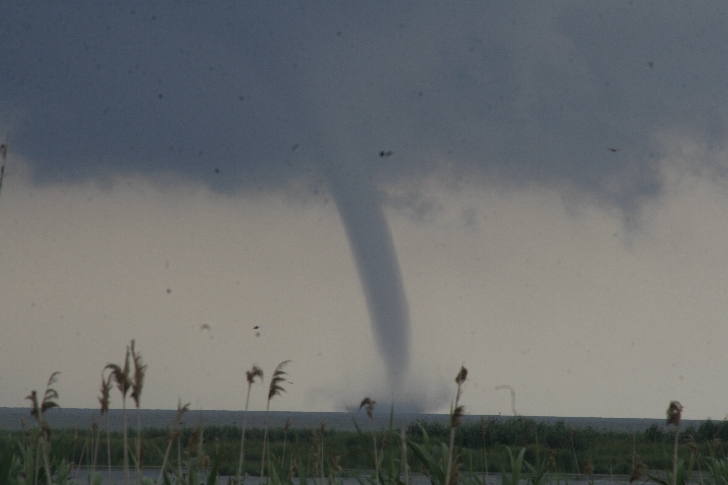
[1,2,728,419]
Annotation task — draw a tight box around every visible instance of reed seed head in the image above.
[27,371,61,420]
[666,401,683,427]
[267,360,291,401]
[246,365,263,386]
[41,371,61,414]
[26,390,38,419]
[99,370,112,415]
[455,366,467,385]
[173,399,190,427]
[106,346,132,397]
[130,339,147,408]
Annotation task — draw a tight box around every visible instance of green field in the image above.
[3,415,727,475]
[4,403,727,485]
[4,347,724,485]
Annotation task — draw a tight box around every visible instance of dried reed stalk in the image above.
[236,365,263,484]
[26,371,60,485]
[130,340,147,485]
[445,366,467,485]
[106,345,132,485]
[667,401,683,485]
[260,360,291,482]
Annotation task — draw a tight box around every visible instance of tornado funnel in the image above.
[327,169,410,387]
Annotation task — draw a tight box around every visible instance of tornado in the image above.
[327,168,410,387]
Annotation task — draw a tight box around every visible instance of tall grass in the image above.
[360,398,379,485]
[260,360,290,483]
[236,364,263,485]
[157,399,189,485]
[130,340,147,485]
[98,370,114,485]
[12,351,728,485]
[668,401,684,485]
[26,372,61,485]
[105,344,132,485]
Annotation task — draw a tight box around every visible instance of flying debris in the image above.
[379,150,393,157]
[200,324,213,339]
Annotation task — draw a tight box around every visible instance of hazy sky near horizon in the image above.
[2,2,728,419]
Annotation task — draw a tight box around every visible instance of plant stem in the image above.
[123,396,130,485]
[672,422,680,485]
[236,384,253,484]
[107,415,113,485]
[260,400,270,483]
[136,407,142,485]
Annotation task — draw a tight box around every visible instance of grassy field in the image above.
[2,341,726,485]
[3,414,726,474]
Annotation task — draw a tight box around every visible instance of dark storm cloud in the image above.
[2,1,728,388]
[2,2,726,201]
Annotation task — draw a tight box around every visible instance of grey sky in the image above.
[1,2,728,418]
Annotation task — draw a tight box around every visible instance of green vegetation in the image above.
[2,342,727,485]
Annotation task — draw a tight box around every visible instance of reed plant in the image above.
[410,366,469,485]
[445,366,467,485]
[668,402,683,485]
[260,360,291,483]
[359,398,379,485]
[236,365,263,485]
[13,356,728,485]
[157,400,189,485]
[26,372,61,485]
[105,344,133,485]
[130,340,147,485]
